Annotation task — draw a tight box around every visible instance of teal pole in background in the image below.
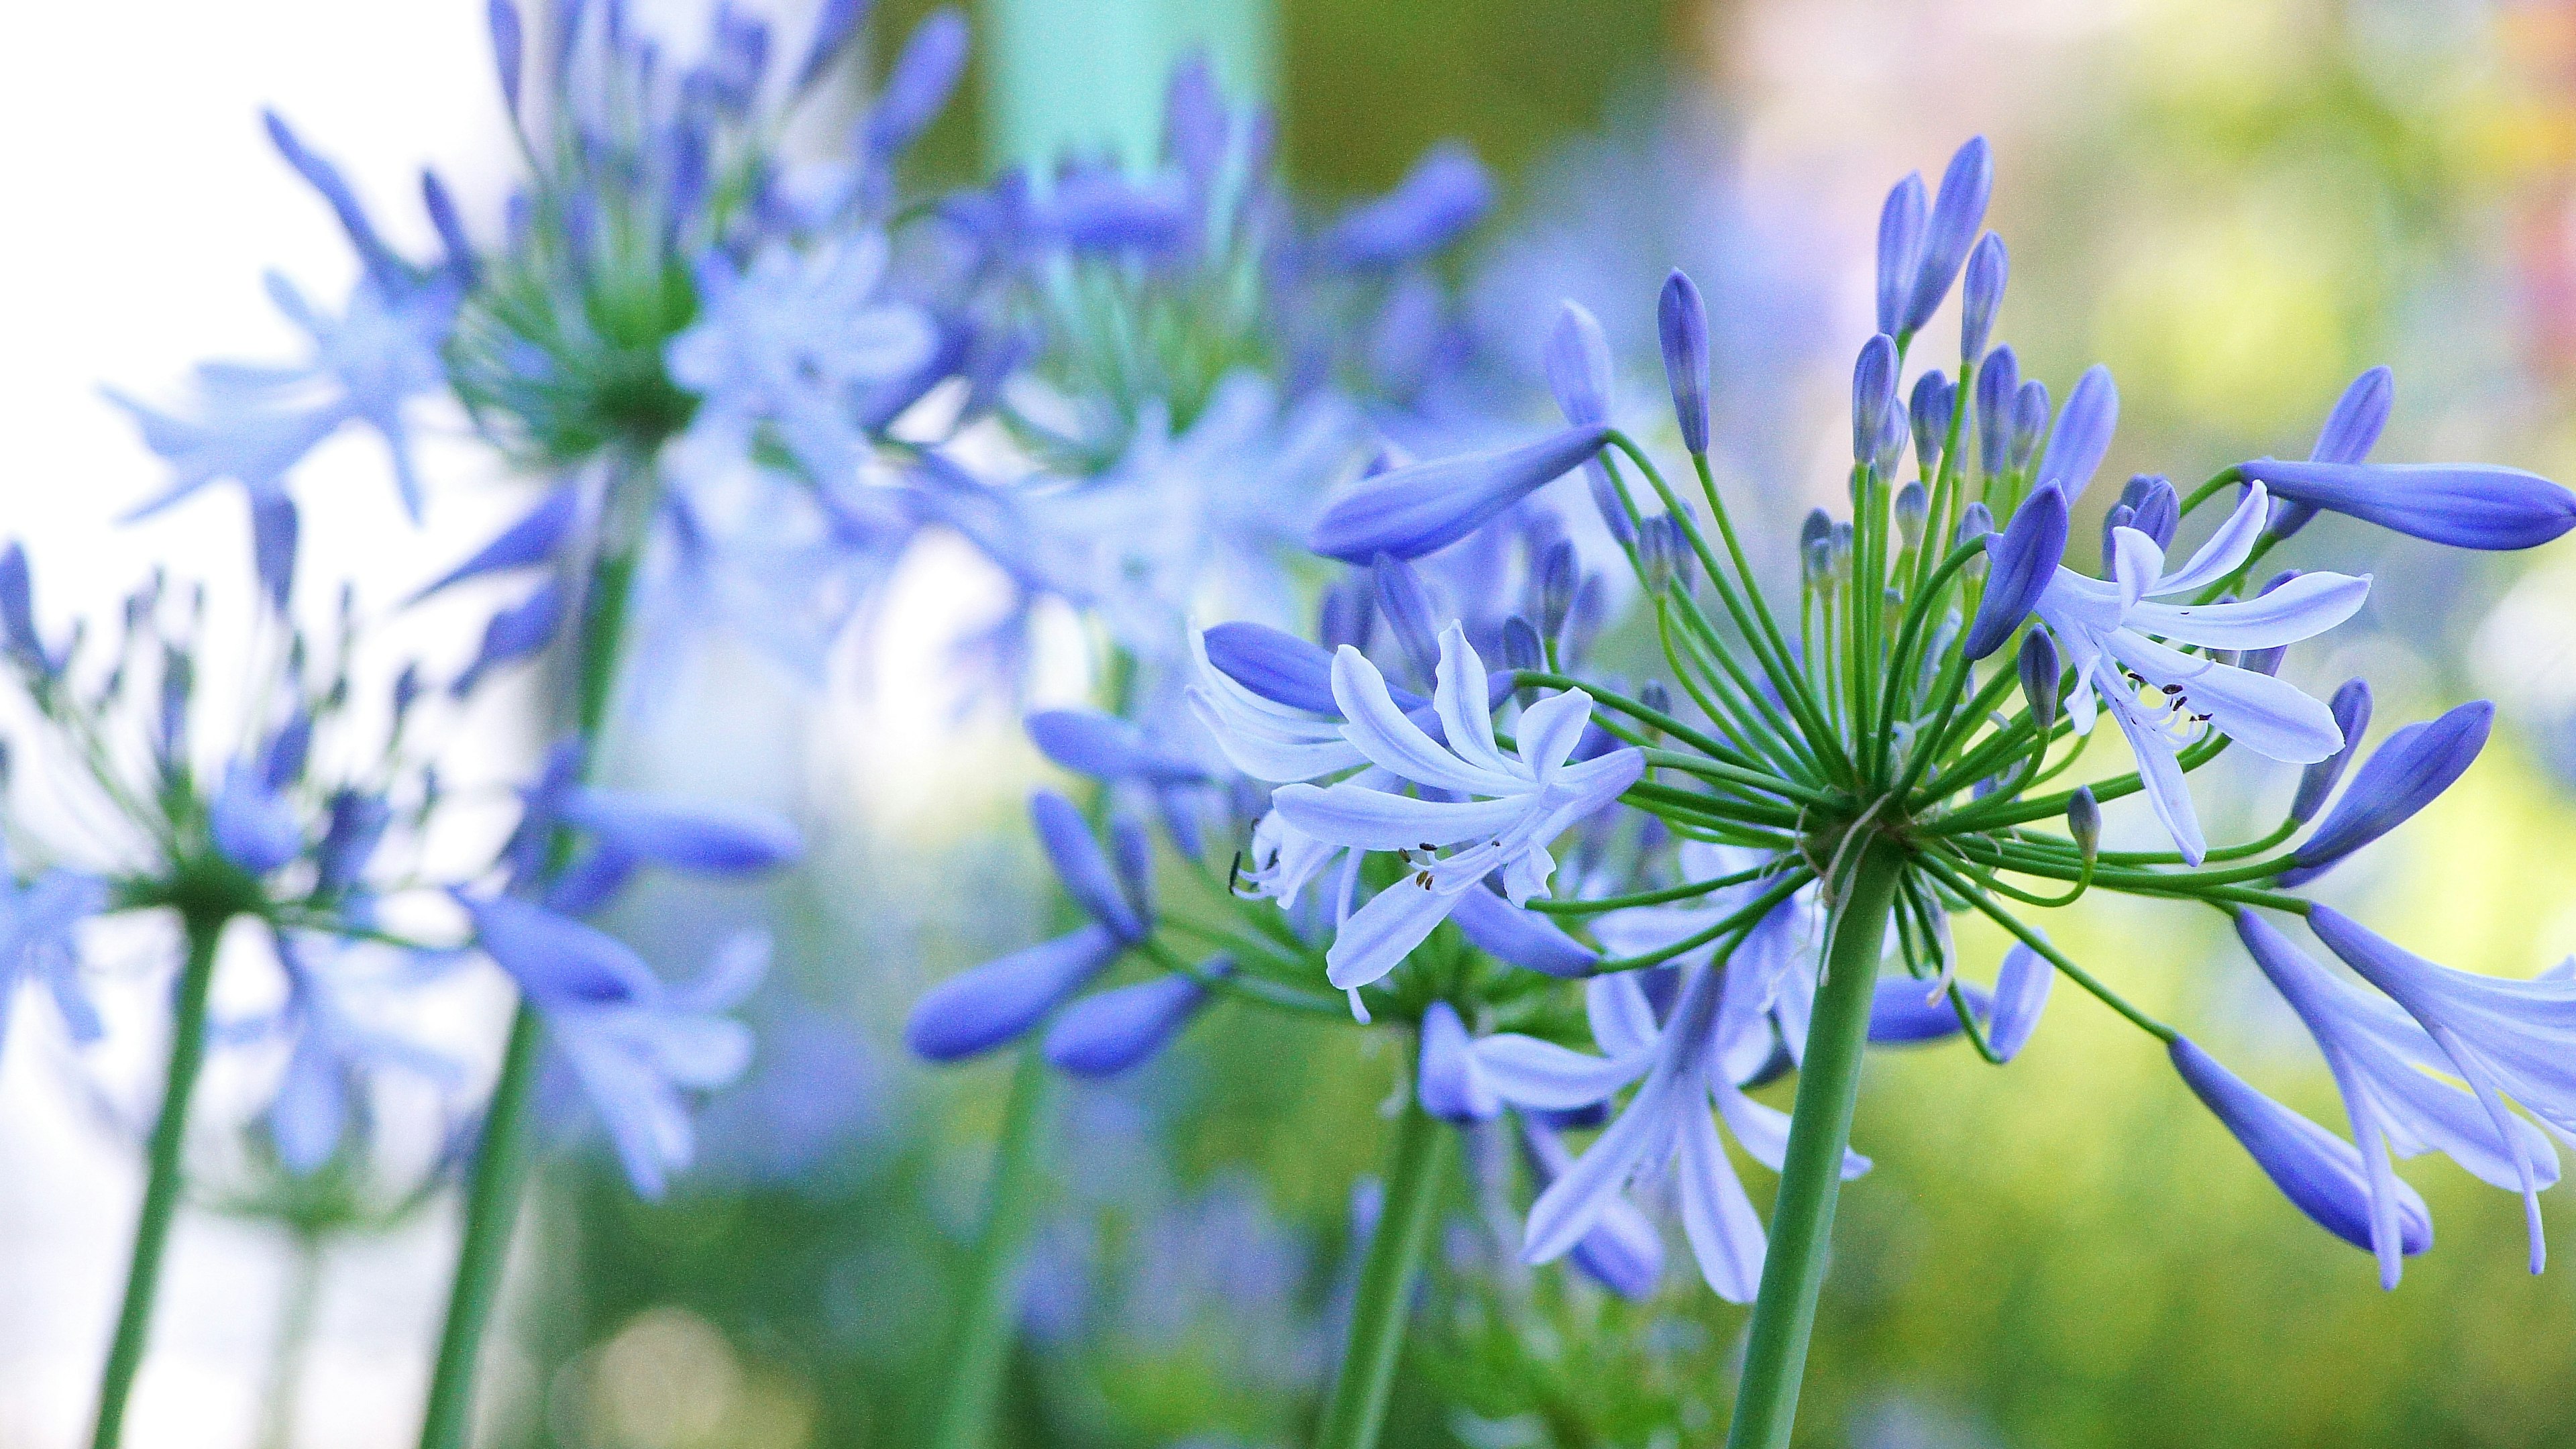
[983,0,1275,170]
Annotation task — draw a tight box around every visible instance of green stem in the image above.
[90,909,227,1449]
[1312,1091,1454,1449]
[418,459,655,1449]
[1723,836,1907,1449]
[415,1002,543,1449]
[257,1231,329,1449]
[929,1042,1055,1449]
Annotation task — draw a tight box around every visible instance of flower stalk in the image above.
[1312,1085,1454,1449]
[89,907,229,1449]
[1722,835,1907,1449]
[926,1043,1055,1449]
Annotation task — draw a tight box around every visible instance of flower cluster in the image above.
[910,134,2576,1331]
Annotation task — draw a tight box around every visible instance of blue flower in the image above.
[904,792,1155,1061]
[1324,143,1493,268]
[2239,910,2558,1286]
[0,866,107,1063]
[664,233,936,485]
[1962,483,2066,660]
[2034,364,2117,502]
[2267,366,2392,541]
[111,273,456,524]
[1307,425,1611,563]
[2278,702,2489,885]
[464,892,763,1199]
[1043,967,1218,1079]
[264,932,462,1174]
[2168,1034,2432,1268]
[1898,136,1992,339]
[209,760,305,875]
[2237,459,2576,550]
[2308,906,2576,1277]
[1515,1117,1664,1299]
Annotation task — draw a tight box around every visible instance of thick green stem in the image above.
[415,1002,543,1449]
[256,1231,329,1449]
[929,1042,1054,1449]
[90,910,227,1449]
[1723,837,1907,1449]
[1312,1092,1454,1449]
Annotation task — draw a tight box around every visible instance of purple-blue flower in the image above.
[2169,1034,2432,1267]
[1042,967,1218,1079]
[2238,459,2576,551]
[2278,700,2489,885]
[1962,484,2068,659]
[1307,425,1613,564]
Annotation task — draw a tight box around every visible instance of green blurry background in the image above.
[506,2,2576,1446]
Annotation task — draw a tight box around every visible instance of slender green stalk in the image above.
[256,1232,329,1449]
[418,461,655,1449]
[415,1002,543,1449]
[928,1042,1054,1449]
[1311,1091,1454,1449]
[1723,836,1907,1449]
[90,910,227,1449]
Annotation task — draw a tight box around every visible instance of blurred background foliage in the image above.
[257,1,2576,1446]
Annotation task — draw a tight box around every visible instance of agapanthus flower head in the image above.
[908,131,2576,1324]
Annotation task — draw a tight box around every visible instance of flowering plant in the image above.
[909,135,2576,1449]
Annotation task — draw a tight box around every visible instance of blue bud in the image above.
[2312,366,2394,466]
[1868,978,1992,1044]
[1544,301,1613,427]
[2036,364,2118,502]
[2279,700,2490,885]
[2008,378,2051,472]
[1960,232,2007,364]
[262,111,402,293]
[1026,710,1205,784]
[2290,680,2373,824]
[559,789,803,875]
[1373,553,1444,684]
[2168,1034,2431,1261]
[1658,270,1712,454]
[1902,136,1993,336]
[1044,969,1216,1077]
[1874,172,1928,338]
[1986,943,2052,1061]
[1954,500,1994,553]
[864,8,969,162]
[1046,172,1191,253]
[1532,543,1577,644]
[1448,885,1597,977]
[420,170,476,279]
[1108,812,1155,924]
[1851,334,1899,468]
[460,890,656,1007]
[1975,345,2019,479]
[1030,791,1147,943]
[260,712,313,792]
[1318,573,1376,653]
[488,0,526,113]
[210,763,302,875]
[1308,425,1611,563]
[409,486,580,604]
[1637,515,1693,596]
[1893,481,1929,550]
[796,0,867,93]
[1963,485,2068,659]
[2122,474,2179,549]
[315,790,390,894]
[906,926,1122,1062]
[1501,616,1545,673]
[2066,787,2100,863]
[0,543,53,676]
[449,579,566,696]
[1203,622,1340,713]
[2100,504,2137,576]
[250,490,299,615]
[1326,142,1492,268]
[1417,1000,1499,1122]
[2017,628,2061,729]
[1909,371,1953,476]
[2237,459,2576,551]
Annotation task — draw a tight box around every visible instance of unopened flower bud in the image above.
[1852,334,1899,468]
[1658,269,1711,454]
[2067,786,2100,867]
[1960,231,2007,364]
[2123,474,2180,548]
[1538,539,1576,641]
[1894,480,1929,550]
[1638,680,1672,718]
[2017,628,2061,729]
[1910,372,1953,477]
[1501,614,1546,672]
